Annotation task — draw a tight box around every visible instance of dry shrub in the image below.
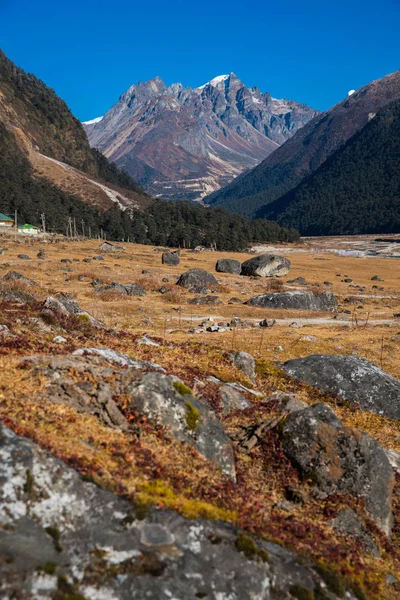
[266,278,284,292]
[163,288,186,304]
[67,271,113,284]
[133,275,163,291]
[90,289,126,302]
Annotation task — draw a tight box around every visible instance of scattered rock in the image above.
[0,423,343,600]
[126,372,235,478]
[137,336,160,347]
[371,275,382,281]
[188,296,222,305]
[220,385,252,415]
[93,255,104,261]
[158,286,169,294]
[215,258,241,274]
[299,335,318,342]
[17,254,30,260]
[247,290,337,311]
[177,269,219,289]
[37,250,47,259]
[83,257,92,263]
[43,297,104,328]
[52,336,67,344]
[287,276,307,285]
[280,403,394,535]
[228,297,243,304]
[241,254,290,278]
[332,509,380,556]
[188,285,210,294]
[3,271,36,286]
[73,347,165,372]
[60,258,72,264]
[259,318,276,328]
[266,390,308,413]
[124,283,147,297]
[162,251,180,266]
[281,354,400,419]
[229,351,256,382]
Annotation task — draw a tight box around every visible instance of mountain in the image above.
[205,70,400,218]
[0,51,298,248]
[83,73,318,201]
[259,98,400,234]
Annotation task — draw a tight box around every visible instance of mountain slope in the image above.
[84,73,318,201]
[0,49,151,213]
[205,70,400,217]
[259,99,400,234]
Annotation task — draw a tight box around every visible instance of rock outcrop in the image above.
[215,258,241,274]
[247,290,337,311]
[241,254,291,278]
[281,354,400,419]
[280,403,394,535]
[0,422,357,599]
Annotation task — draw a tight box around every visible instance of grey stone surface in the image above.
[247,290,337,311]
[162,251,180,266]
[241,254,291,278]
[229,351,256,382]
[281,403,394,535]
[220,385,252,415]
[0,422,351,599]
[281,354,400,419]
[216,258,241,274]
[177,269,219,289]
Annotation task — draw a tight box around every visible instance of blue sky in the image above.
[1,0,399,121]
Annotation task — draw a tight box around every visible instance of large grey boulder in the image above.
[229,351,256,382]
[177,268,219,289]
[162,251,180,266]
[241,254,290,278]
[247,290,337,311]
[95,282,147,296]
[0,423,355,599]
[43,296,105,327]
[126,372,235,479]
[281,354,400,419]
[216,258,241,274]
[280,403,394,535]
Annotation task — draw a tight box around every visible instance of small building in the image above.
[100,241,124,252]
[0,213,14,227]
[17,224,40,236]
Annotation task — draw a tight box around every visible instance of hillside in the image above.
[83,74,317,201]
[205,70,400,218]
[0,49,151,213]
[260,99,400,234]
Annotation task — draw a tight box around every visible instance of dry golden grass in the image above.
[0,233,399,598]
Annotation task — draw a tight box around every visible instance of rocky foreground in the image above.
[0,240,400,599]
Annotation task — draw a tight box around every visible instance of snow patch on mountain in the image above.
[197,74,230,90]
[82,116,103,125]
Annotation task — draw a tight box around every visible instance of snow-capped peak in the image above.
[197,74,230,90]
[82,116,103,125]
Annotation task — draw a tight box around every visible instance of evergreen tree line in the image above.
[0,122,299,249]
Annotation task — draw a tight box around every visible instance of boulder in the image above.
[43,297,104,328]
[3,271,36,286]
[220,385,252,415]
[162,251,180,266]
[0,423,347,600]
[216,258,241,274]
[126,372,235,479]
[281,355,400,419]
[188,296,222,305]
[241,254,290,278]
[247,290,337,311]
[177,268,218,289]
[124,283,147,296]
[229,351,256,382]
[0,289,36,304]
[280,403,394,535]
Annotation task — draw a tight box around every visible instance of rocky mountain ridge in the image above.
[205,69,400,222]
[84,73,318,201]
